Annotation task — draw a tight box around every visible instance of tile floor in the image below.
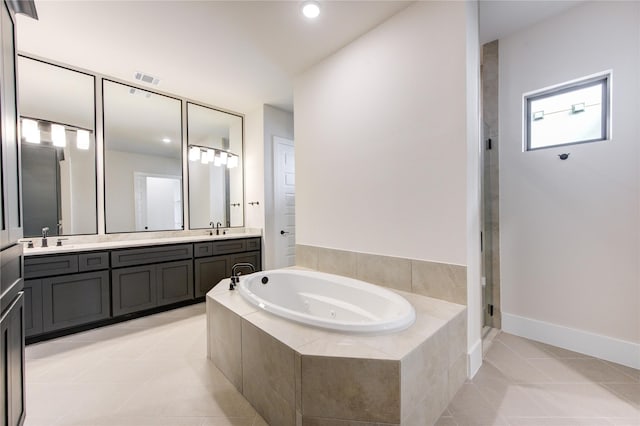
[24,303,639,426]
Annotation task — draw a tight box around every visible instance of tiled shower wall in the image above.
[482,40,501,328]
[296,245,467,306]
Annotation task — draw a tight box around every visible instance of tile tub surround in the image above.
[296,245,467,305]
[207,279,467,426]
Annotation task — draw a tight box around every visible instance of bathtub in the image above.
[237,269,416,333]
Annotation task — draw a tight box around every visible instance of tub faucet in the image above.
[229,263,256,290]
[41,227,50,248]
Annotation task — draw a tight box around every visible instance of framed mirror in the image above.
[103,80,183,233]
[18,56,97,237]
[187,102,244,229]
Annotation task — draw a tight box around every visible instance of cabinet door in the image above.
[0,0,22,249]
[23,279,42,336]
[41,271,110,332]
[1,293,25,426]
[194,256,229,298]
[157,260,193,306]
[112,265,157,316]
[228,251,262,274]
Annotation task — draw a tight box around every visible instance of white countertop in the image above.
[23,230,262,256]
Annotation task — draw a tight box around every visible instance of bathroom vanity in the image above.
[23,234,261,342]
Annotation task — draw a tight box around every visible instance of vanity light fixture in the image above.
[214,152,223,167]
[188,144,239,169]
[22,118,40,144]
[301,0,320,19]
[51,124,66,147]
[77,130,90,150]
[188,146,201,161]
[21,117,93,149]
[227,154,239,169]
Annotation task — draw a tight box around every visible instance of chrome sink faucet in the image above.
[229,263,256,290]
[41,227,50,247]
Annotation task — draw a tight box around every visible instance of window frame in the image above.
[524,72,611,152]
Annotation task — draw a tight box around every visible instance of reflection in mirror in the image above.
[18,56,97,237]
[103,80,183,233]
[187,103,244,229]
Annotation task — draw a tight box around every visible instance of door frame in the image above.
[272,136,295,269]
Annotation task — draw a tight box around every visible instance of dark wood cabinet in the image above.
[157,260,193,306]
[24,236,261,340]
[1,1,32,423]
[24,254,78,279]
[23,279,42,337]
[78,252,109,272]
[113,259,195,314]
[1,293,25,426]
[194,256,230,297]
[41,271,110,332]
[194,248,262,298]
[111,244,192,268]
[228,251,262,274]
[112,264,157,316]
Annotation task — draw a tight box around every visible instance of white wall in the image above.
[244,107,265,231]
[243,104,294,270]
[105,150,182,233]
[294,0,468,265]
[263,105,294,270]
[499,1,640,360]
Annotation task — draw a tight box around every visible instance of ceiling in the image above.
[16,1,581,115]
[479,0,582,45]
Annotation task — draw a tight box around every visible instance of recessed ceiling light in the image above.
[162,137,171,143]
[301,0,320,19]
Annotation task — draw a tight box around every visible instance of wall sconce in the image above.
[188,144,239,169]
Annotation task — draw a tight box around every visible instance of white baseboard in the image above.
[502,312,640,370]
[468,338,483,379]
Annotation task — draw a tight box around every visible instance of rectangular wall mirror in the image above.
[18,56,97,237]
[187,102,244,229]
[103,80,183,233]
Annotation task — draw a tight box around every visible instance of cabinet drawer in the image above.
[111,244,193,268]
[78,252,109,272]
[194,242,214,258]
[212,239,246,255]
[245,238,261,251]
[24,254,78,279]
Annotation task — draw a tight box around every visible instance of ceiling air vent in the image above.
[134,71,160,86]
[129,87,152,98]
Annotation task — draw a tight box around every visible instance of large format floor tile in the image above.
[24,303,266,426]
[438,331,640,426]
[25,307,639,426]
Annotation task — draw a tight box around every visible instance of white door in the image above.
[134,173,183,231]
[273,137,295,268]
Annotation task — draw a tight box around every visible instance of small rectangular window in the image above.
[525,73,610,151]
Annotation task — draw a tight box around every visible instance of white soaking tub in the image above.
[237,269,415,333]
